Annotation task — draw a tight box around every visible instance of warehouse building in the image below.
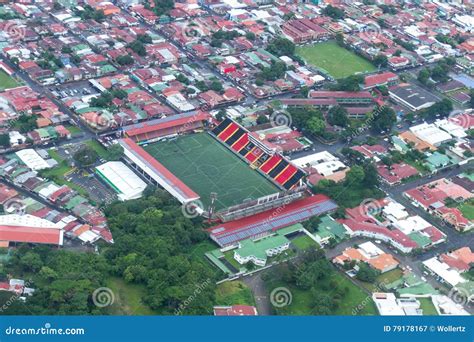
[96,161,147,201]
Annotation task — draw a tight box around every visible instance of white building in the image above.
[373,293,422,316]
[15,149,51,171]
[292,151,348,177]
[410,123,453,146]
[96,161,147,201]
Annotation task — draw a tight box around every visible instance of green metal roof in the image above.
[235,235,290,262]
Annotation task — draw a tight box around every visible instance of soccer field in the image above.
[296,41,376,79]
[0,70,19,90]
[143,133,279,210]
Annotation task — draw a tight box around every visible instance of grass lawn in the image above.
[215,281,256,307]
[223,249,243,271]
[106,277,156,315]
[38,149,91,198]
[85,140,109,159]
[143,133,278,209]
[0,70,19,90]
[360,268,404,292]
[296,41,376,79]
[291,235,318,251]
[419,297,438,316]
[266,268,377,315]
[65,125,83,136]
[459,203,474,220]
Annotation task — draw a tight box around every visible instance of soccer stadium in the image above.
[142,132,278,209]
[119,111,311,213]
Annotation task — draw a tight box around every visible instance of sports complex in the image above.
[118,111,337,246]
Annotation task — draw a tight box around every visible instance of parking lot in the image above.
[50,80,99,100]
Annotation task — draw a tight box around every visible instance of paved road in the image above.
[242,272,273,316]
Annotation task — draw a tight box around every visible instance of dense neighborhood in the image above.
[0,0,473,318]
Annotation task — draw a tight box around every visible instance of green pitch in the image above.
[143,133,279,210]
[296,41,376,79]
[0,70,19,90]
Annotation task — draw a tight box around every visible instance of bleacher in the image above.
[211,118,305,190]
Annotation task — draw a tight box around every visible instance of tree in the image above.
[306,117,326,136]
[355,262,379,282]
[417,68,431,86]
[371,106,396,133]
[470,88,474,109]
[327,106,349,127]
[256,114,269,125]
[215,110,226,122]
[345,165,365,185]
[209,80,223,93]
[127,40,146,56]
[153,0,175,16]
[322,5,345,19]
[267,38,296,57]
[0,134,10,148]
[73,146,99,168]
[331,75,363,91]
[373,54,388,68]
[116,55,134,65]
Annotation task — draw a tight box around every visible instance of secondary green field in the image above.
[296,41,376,79]
[459,203,474,220]
[0,70,19,90]
[143,133,278,210]
[106,277,156,315]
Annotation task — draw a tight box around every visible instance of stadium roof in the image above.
[119,138,199,203]
[123,111,210,138]
[208,195,337,246]
[96,161,147,201]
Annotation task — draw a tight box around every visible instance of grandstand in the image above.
[118,113,310,222]
[211,118,306,190]
[208,194,338,247]
[123,111,211,143]
[119,138,200,204]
